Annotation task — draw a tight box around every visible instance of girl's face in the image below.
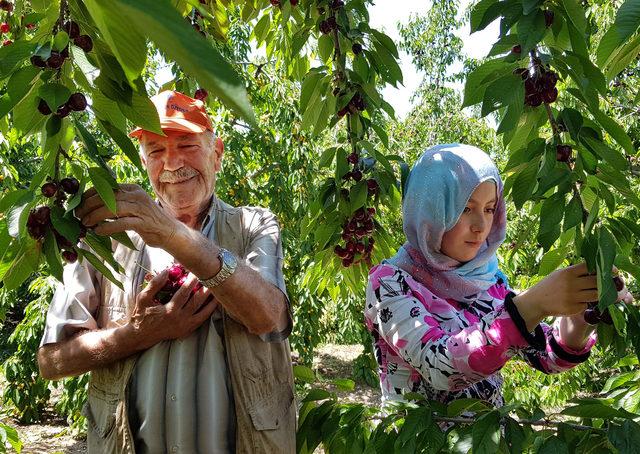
[440,181,497,263]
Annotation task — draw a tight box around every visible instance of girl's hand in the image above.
[513,262,598,331]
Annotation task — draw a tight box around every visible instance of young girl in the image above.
[364,143,632,406]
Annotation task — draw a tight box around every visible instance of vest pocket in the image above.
[247,385,294,431]
[83,385,118,438]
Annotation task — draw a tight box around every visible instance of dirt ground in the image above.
[2,344,379,453]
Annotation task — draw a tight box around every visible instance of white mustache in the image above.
[159,167,199,183]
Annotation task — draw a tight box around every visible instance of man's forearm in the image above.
[166,224,288,335]
[37,324,142,380]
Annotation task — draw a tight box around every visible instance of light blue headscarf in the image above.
[387,144,507,301]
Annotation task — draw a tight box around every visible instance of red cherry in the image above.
[60,177,80,194]
[347,152,359,164]
[352,170,363,181]
[37,99,52,115]
[68,93,87,111]
[512,45,521,54]
[2,39,12,46]
[613,276,624,292]
[74,35,93,52]
[583,307,601,325]
[62,20,80,39]
[544,10,554,27]
[556,144,572,162]
[0,23,9,33]
[194,88,208,101]
[62,250,78,263]
[0,1,13,12]
[41,182,58,198]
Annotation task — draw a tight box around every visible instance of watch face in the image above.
[223,249,237,268]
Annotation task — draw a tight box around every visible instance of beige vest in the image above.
[82,200,296,453]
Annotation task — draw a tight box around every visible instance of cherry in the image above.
[356,242,365,253]
[167,263,185,282]
[351,93,366,111]
[600,308,613,325]
[526,93,542,107]
[341,257,353,267]
[2,39,11,46]
[194,88,208,101]
[60,177,80,194]
[60,46,70,59]
[46,52,65,69]
[54,231,73,249]
[68,93,87,111]
[367,179,378,192]
[56,103,71,118]
[367,207,376,216]
[614,276,624,292]
[583,307,601,325]
[270,0,280,6]
[27,206,51,239]
[556,144,572,162]
[513,67,528,79]
[41,182,58,198]
[78,224,87,239]
[62,250,78,263]
[330,0,344,9]
[334,245,349,259]
[0,1,13,12]
[512,45,522,54]
[346,220,357,233]
[37,99,52,115]
[351,169,363,181]
[62,20,80,39]
[319,20,332,35]
[0,22,9,33]
[352,43,363,55]
[355,226,367,238]
[544,10,554,27]
[542,87,558,103]
[290,0,298,5]
[347,152,359,164]
[354,208,366,221]
[31,55,47,68]
[337,107,349,117]
[74,35,93,52]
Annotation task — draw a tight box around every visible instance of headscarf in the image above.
[386,143,507,302]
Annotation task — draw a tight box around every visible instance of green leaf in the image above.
[396,407,431,447]
[538,192,565,250]
[76,120,109,168]
[110,232,137,250]
[350,181,367,212]
[332,378,355,391]
[0,65,40,119]
[115,83,163,136]
[563,194,583,232]
[98,119,144,172]
[43,228,64,282]
[597,0,640,67]
[472,410,501,454]
[539,246,569,275]
[318,147,337,169]
[318,34,333,63]
[447,398,491,417]
[481,74,524,117]
[50,206,81,243]
[102,0,255,126]
[299,71,323,114]
[79,248,123,290]
[2,241,40,291]
[293,365,316,383]
[463,58,514,107]
[608,420,640,454]
[597,227,617,308]
[370,29,399,59]
[582,137,628,171]
[562,399,630,419]
[88,166,118,215]
[84,231,122,273]
[301,388,332,402]
[558,108,583,141]
[560,0,587,35]
[38,82,71,111]
[53,30,69,51]
[518,10,546,51]
[510,159,539,209]
[0,189,32,214]
[583,103,635,156]
[0,40,36,79]
[470,0,502,34]
[537,435,569,454]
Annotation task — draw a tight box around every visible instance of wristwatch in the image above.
[199,248,238,288]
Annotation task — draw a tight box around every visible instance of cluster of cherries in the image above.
[27,177,83,263]
[334,207,376,267]
[512,66,559,107]
[583,276,625,325]
[38,92,87,118]
[0,0,11,45]
[30,20,92,70]
[338,92,367,118]
[152,263,202,304]
[318,0,344,34]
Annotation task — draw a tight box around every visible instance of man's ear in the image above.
[140,151,147,167]
[213,137,224,172]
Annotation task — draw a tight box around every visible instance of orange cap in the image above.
[128,90,214,138]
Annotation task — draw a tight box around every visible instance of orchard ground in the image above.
[1,344,378,453]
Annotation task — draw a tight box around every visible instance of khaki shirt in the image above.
[40,197,296,453]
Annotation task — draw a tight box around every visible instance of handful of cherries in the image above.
[152,263,202,305]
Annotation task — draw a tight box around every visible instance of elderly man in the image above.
[37,91,295,453]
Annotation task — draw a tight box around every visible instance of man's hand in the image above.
[75,184,179,248]
[126,270,218,350]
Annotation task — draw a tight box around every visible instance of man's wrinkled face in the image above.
[140,130,223,216]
